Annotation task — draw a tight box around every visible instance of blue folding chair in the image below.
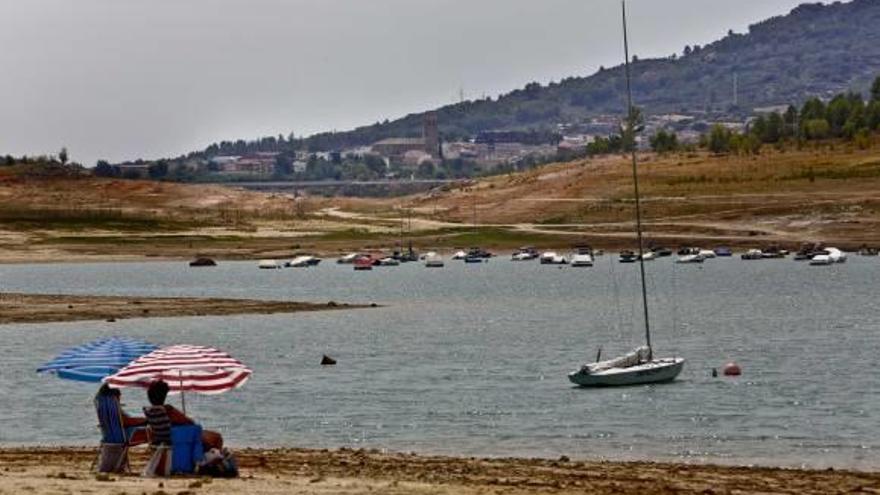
[170,425,204,474]
[93,394,140,473]
[143,425,204,476]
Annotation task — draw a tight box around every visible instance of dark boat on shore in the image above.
[464,247,490,263]
[794,243,823,261]
[189,257,217,267]
[858,245,879,256]
[650,246,672,257]
[713,247,733,257]
[619,250,638,263]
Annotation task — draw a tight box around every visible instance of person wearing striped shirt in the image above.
[143,380,223,450]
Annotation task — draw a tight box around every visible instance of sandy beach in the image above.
[0,293,367,325]
[1,447,878,495]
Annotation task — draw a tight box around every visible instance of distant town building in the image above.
[370,110,441,163]
[423,111,440,158]
[210,152,278,176]
[753,105,790,115]
[370,138,426,160]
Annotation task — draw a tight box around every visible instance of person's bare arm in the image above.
[164,405,195,425]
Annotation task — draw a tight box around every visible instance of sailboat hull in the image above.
[568,358,684,387]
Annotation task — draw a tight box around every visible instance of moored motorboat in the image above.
[189,257,216,267]
[858,245,879,256]
[741,249,763,260]
[451,250,467,260]
[540,252,559,264]
[353,256,374,270]
[464,247,489,263]
[761,245,787,259]
[424,252,444,267]
[794,243,823,261]
[713,246,733,257]
[570,254,593,267]
[378,257,400,266]
[258,259,282,269]
[570,246,594,267]
[809,254,834,265]
[810,247,846,265]
[337,253,360,264]
[619,250,638,263]
[511,246,539,261]
[651,247,672,257]
[698,249,716,259]
[676,253,704,264]
[287,255,316,267]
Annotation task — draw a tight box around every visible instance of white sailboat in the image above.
[569,1,684,387]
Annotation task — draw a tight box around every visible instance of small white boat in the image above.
[676,254,704,264]
[258,259,282,269]
[827,247,847,263]
[569,346,685,387]
[451,250,468,260]
[541,252,567,265]
[287,256,314,267]
[511,246,539,261]
[810,247,846,265]
[698,249,716,259]
[539,252,558,264]
[741,249,763,260]
[639,251,656,261]
[810,254,833,265]
[378,257,400,266]
[424,252,444,268]
[337,253,360,264]
[570,253,594,267]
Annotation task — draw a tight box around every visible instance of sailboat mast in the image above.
[472,193,477,235]
[621,0,652,358]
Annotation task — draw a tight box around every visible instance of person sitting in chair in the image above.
[143,380,223,451]
[96,383,148,446]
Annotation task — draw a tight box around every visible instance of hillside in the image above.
[202,0,880,155]
[3,138,880,262]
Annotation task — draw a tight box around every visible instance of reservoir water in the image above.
[0,256,877,469]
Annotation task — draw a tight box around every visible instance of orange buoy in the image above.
[722,361,742,376]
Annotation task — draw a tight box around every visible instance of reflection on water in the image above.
[0,257,877,469]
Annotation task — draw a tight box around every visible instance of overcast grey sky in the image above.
[0,0,822,165]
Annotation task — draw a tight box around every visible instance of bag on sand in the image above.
[197,447,239,478]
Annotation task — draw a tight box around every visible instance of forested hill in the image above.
[205,0,880,155]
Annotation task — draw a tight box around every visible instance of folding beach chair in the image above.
[93,394,134,473]
[142,406,203,477]
[142,427,205,477]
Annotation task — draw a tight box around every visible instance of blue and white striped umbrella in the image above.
[37,337,158,383]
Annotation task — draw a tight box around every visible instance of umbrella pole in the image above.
[179,370,186,415]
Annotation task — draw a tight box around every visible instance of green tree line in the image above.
[650,76,880,155]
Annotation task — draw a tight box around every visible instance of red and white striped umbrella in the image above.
[104,344,251,395]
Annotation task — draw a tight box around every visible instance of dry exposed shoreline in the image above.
[0,293,368,325]
[0,447,877,495]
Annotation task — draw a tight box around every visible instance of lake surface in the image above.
[1,256,877,469]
